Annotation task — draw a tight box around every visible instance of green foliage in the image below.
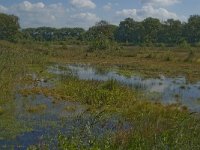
[88,38,110,51]
[158,19,183,45]
[35,74,200,149]
[142,17,161,43]
[85,20,117,41]
[2,12,200,46]
[0,41,48,139]
[0,41,200,148]
[115,18,144,44]
[184,15,200,43]
[178,39,191,48]
[86,20,119,51]
[22,27,85,41]
[115,15,200,46]
[0,13,20,41]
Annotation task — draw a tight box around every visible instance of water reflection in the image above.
[49,64,200,112]
[0,93,131,149]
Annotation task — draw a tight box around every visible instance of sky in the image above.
[0,0,199,29]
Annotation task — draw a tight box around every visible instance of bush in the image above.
[88,38,120,52]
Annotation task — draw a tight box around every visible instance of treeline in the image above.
[22,27,85,41]
[1,12,200,46]
[115,17,200,46]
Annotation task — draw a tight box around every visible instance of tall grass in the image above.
[23,76,200,149]
[1,41,200,148]
[0,41,48,139]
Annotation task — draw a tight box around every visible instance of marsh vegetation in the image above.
[0,13,200,149]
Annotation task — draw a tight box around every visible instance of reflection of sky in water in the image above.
[0,94,131,149]
[49,64,200,112]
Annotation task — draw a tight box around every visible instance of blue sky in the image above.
[0,0,199,28]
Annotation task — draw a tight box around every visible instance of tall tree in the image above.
[142,17,161,43]
[115,18,144,44]
[85,20,118,51]
[184,15,200,43]
[158,19,183,44]
[0,13,20,41]
[86,20,117,41]
[22,27,85,41]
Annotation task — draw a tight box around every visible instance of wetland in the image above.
[0,41,200,149]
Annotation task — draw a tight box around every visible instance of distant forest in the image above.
[1,12,200,46]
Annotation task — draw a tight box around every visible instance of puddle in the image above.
[15,94,86,120]
[49,64,200,112]
[0,87,131,149]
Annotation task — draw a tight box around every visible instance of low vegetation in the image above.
[0,12,200,149]
[21,77,200,149]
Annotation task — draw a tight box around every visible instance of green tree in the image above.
[86,21,118,51]
[184,15,200,43]
[22,27,85,41]
[85,20,117,41]
[158,19,183,45]
[0,13,20,41]
[142,17,161,43]
[115,18,144,44]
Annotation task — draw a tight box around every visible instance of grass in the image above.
[64,106,77,112]
[0,107,4,115]
[46,44,200,82]
[26,104,47,113]
[0,41,48,139]
[21,76,200,149]
[0,40,200,148]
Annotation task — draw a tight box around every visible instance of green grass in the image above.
[0,41,48,139]
[42,43,200,82]
[26,104,47,113]
[0,106,4,116]
[21,76,200,149]
[0,40,200,149]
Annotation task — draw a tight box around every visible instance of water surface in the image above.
[49,64,200,112]
[0,75,131,149]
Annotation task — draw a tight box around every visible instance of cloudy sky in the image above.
[0,0,199,28]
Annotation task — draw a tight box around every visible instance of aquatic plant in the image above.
[26,104,47,113]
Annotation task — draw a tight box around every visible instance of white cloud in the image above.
[140,0,180,7]
[116,0,185,22]
[70,0,96,9]
[116,5,179,21]
[0,1,100,28]
[103,3,112,11]
[116,9,137,18]
[0,5,7,12]
[7,1,67,27]
[138,5,178,19]
[19,1,45,11]
[71,12,100,28]
[0,0,185,28]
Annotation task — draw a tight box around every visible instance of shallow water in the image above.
[0,78,131,149]
[49,64,200,112]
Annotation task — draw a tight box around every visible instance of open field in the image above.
[0,41,200,149]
